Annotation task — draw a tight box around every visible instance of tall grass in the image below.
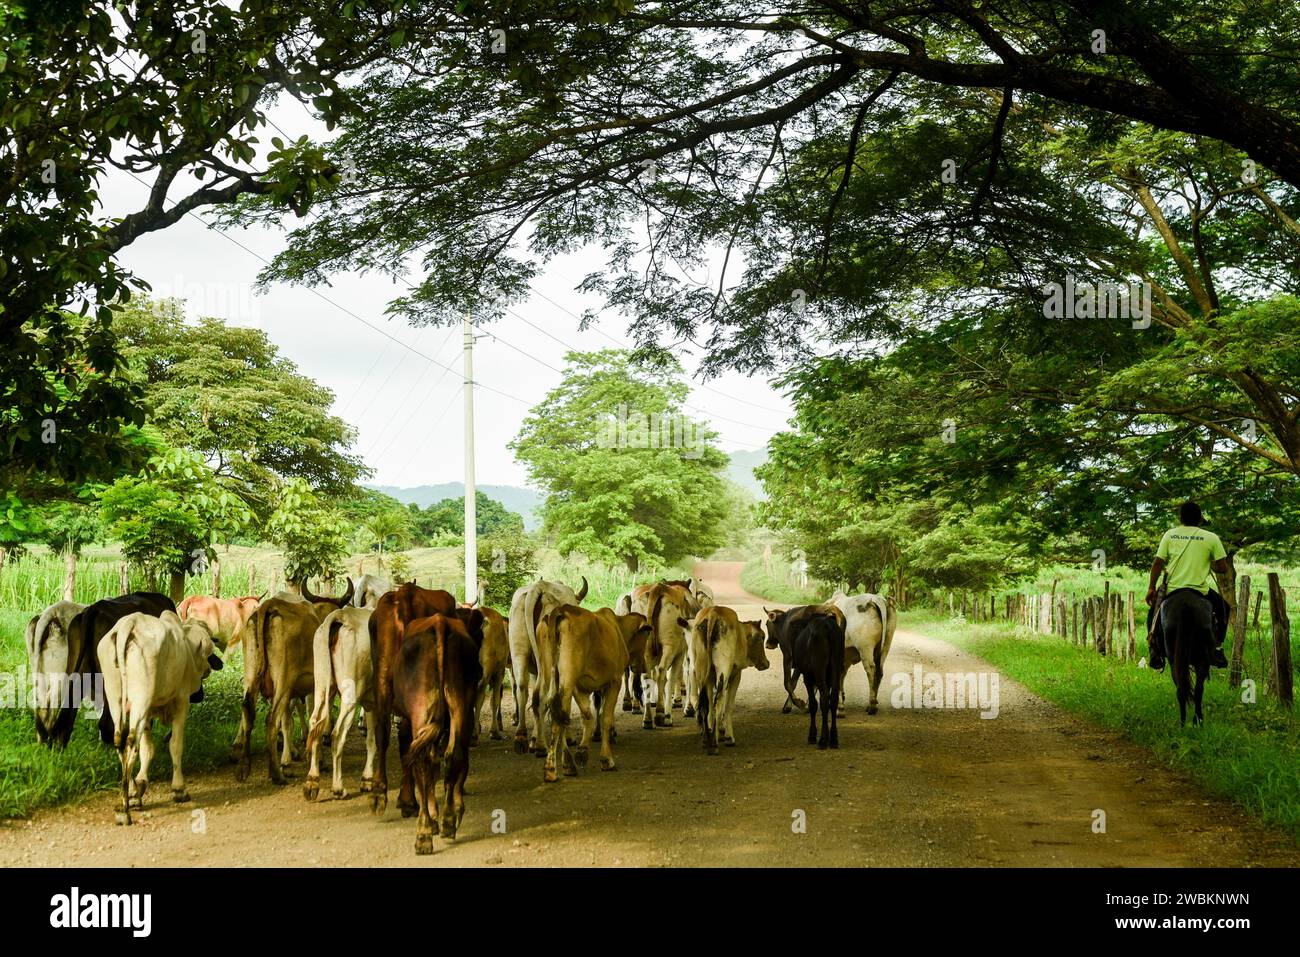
[904,609,1300,843]
[739,558,826,605]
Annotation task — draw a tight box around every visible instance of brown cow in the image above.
[682,605,770,753]
[367,582,458,815]
[537,605,650,781]
[231,579,353,783]
[643,582,701,729]
[472,606,510,743]
[394,612,483,853]
[177,593,264,651]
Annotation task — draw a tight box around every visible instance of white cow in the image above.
[643,582,701,729]
[304,606,377,800]
[24,600,86,744]
[682,604,769,752]
[98,611,221,825]
[508,577,588,754]
[829,589,897,715]
[353,574,391,609]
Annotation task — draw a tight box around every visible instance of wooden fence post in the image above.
[1253,591,1263,630]
[1100,582,1111,655]
[1268,573,1293,710]
[119,561,129,593]
[1127,591,1136,660]
[1229,575,1249,689]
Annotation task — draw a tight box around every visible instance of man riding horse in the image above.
[1144,501,1231,672]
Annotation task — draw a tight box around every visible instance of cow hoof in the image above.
[653,713,667,727]
[781,703,792,715]
[642,719,654,730]
[631,703,643,715]
[532,745,547,758]
[837,708,846,718]
[114,810,131,826]
[794,697,807,710]
[830,739,839,749]
[171,789,190,804]
[563,763,578,777]
[400,802,418,819]
[723,738,736,747]
[360,777,373,793]
[543,766,559,783]
[332,787,348,800]
[575,747,589,766]
[370,793,387,815]
[622,699,632,713]
[415,835,434,856]
[489,730,503,740]
[866,704,878,716]
[304,782,320,801]
[513,736,528,755]
[684,705,695,718]
[235,761,251,783]
[818,740,829,751]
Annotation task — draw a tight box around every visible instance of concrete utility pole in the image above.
[463,309,477,604]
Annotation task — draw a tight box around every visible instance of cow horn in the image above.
[338,577,355,607]
[575,576,588,603]
[256,590,267,601]
[300,580,326,604]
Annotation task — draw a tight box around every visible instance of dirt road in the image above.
[2,561,1296,867]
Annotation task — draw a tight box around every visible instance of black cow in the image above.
[52,592,177,748]
[766,605,846,748]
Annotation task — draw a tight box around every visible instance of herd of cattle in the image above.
[21,573,897,853]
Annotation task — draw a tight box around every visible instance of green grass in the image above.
[903,609,1300,843]
[0,608,250,819]
[739,558,826,605]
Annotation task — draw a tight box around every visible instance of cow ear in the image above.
[676,616,689,628]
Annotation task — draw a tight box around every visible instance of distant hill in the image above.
[725,448,768,498]
[370,483,544,531]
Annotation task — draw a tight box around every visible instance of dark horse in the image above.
[1147,589,1214,725]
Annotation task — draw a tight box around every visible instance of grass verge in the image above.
[901,608,1300,844]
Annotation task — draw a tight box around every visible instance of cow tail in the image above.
[546,608,569,727]
[305,619,342,759]
[112,621,130,751]
[648,591,665,661]
[403,716,440,769]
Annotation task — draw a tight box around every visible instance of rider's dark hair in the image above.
[1179,500,1204,526]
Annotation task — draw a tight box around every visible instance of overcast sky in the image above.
[106,103,793,491]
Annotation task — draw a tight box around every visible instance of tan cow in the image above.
[537,605,651,781]
[507,577,588,754]
[681,605,770,753]
[177,593,263,650]
[474,606,511,742]
[643,582,701,729]
[232,580,352,784]
[304,606,376,801]
[23,600,86,745]
[98,611,221,825]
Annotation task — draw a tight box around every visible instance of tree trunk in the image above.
[62,548,77,602]
[212,555,222,599]
[625,553,638,573]
[169,570,186,604]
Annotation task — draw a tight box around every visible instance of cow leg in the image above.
[1193,666,1207,726]
[413,750,434,855]
[133,723,154,808]
[818,673,832,750]
[329,690,360,798]
[279,702,297,769]
[443,731,470,838]
[304,685,329,801]
[397,718,418,817]
[233,690,256,781]
[659,655,682,727]
[512,665,531,754]
[289,696,307,760]
[621,667,634,712]
[116,733,134,826]
[838,659,849,717]
[490,672,505,740]
[829,668,840,749]
[722,672,742,746]
[805,674,819,746]
[264,686,290,785]
[598,682,619,770]
[574,692,596,767]
[865,643,883,715]
[632,671,644,714]
[169,702,192,802]
[360,711,377,792]
[642,670,657,730]
[529,684,548,755]
[683,654,695,718]
[699,677,718,755]
[472,675,487,746]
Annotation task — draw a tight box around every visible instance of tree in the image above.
[100,443,252,601]
[35,499,102,600]
[511,349,729,571]
[112,298,368,519]
[418,492,525,541]
[1,0,442,480]
[359,508,411,570]
[264,478,351,588]
[474,529,538,609]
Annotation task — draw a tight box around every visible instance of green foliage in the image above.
[358,508,411,564]
[264,479,350,585]
[417,492,525,540]
[99,444,252,582]
[511,350,729,571]
[475,530,538,608]
[113,299,368,520]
